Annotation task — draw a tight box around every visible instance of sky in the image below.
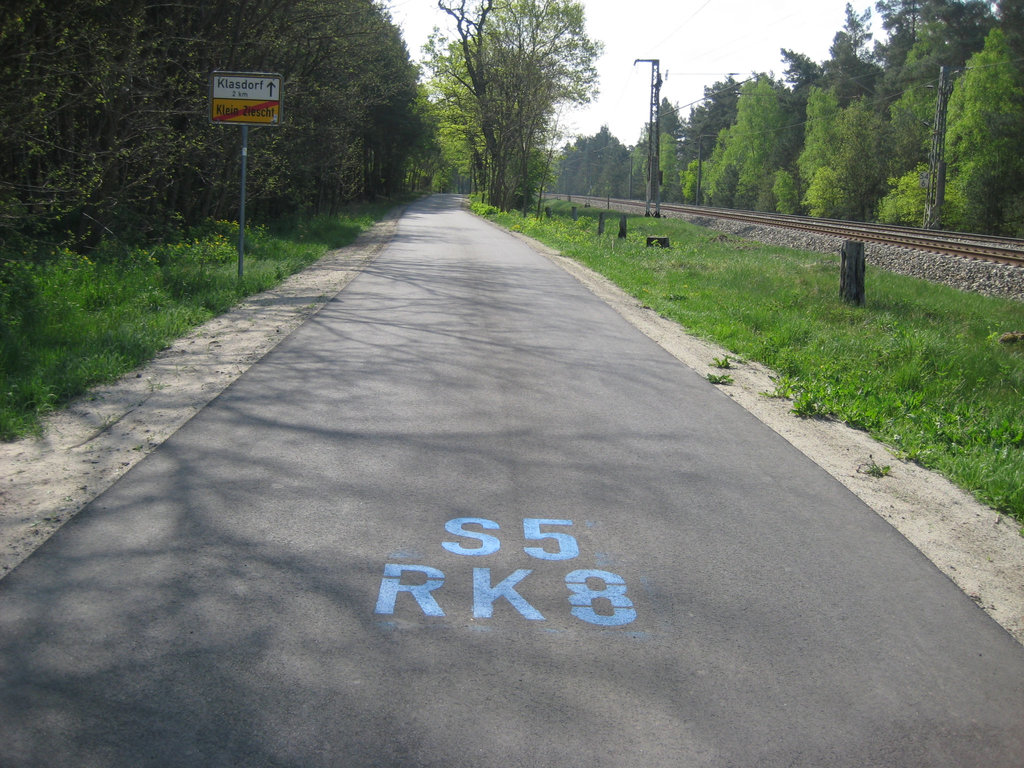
[386,0,867,145]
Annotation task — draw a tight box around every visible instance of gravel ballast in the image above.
[615,206,1024,302]
[593,202,1024,305]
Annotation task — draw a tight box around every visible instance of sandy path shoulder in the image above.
[0,211,399,577]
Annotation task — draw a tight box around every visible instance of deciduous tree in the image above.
[704,77,787,211]
[429,0,600,211]
[946,27,1024,234]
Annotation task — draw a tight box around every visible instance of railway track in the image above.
[553,195,1024,269]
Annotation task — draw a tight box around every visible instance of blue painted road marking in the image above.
[522,518,579,560]
[374,518,635,626]
[565,570,637,627]
[473,568,544,620]
[374,564,446,617]
[442,517,501,556]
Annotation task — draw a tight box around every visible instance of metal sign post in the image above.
[209,71,283,277]
[238,125,248,279]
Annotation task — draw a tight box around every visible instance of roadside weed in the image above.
[857,456,892,478]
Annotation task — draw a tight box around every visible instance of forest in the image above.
[551,0,1024,236]
[0,0,605,255]
[3,0,1023,255]
[0,0,439,255]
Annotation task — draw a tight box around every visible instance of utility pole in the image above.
[696,135,704,206]
[634,58,662,217]
[924,65,954,230]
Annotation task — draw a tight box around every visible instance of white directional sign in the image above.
[210,71,282,125]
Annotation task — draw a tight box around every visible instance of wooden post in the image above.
[598,212,605,235]
[544,206,551,218]
[618,214,627,239]
[840,240,865,306]
[571,206,578,221]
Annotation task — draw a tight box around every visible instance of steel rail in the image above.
[555,195,1024,268]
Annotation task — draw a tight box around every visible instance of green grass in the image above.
[479,201,1024,522]
[0,203,392,440]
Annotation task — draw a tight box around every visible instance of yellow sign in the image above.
[211,98,280,124]
[210,72,282,126]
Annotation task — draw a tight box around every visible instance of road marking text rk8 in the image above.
[374,518,637,627]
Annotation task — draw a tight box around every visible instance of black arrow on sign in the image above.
[267,82,276,97]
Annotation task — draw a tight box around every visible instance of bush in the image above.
[773,170,800,215]
[803,166,844,218]
[878,164,928,226]
[470,202,501,217]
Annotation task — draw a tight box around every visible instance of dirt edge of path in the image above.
[2,202,1022,646]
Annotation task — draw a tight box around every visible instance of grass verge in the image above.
[0,203,393,440]
[478,200,1024,523]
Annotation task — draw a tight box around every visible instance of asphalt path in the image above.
[2,195,1023,767]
